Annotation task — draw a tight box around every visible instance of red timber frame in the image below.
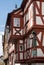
[34,1,44,24]
[8,8,24,64]
[8,0,44,64]
[33,0,44,53]
[16,0,44,63]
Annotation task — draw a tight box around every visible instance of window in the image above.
[19,45,23,51]
[32,49,37,57]
[14,18,20,27]
[20,53,23,60]
[30,31,37,47]
[32,38,36,47]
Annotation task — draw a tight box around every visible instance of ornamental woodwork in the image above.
[13,28,23,35]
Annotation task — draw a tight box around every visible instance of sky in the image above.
[0,33,3,56]
[0,0,22,56]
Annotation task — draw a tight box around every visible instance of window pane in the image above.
[32,38,36,47]
[19,45,23,51]
[32,49,37,57]
[14,18,20,27]
[20,53,23,60]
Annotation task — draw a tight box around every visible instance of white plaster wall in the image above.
[36,1,44,25]
[37,32,42,41]
[19,12,23,15]
[42,2,44,15]
[27,3,34,30]
[36,32,44,57]
[36,1,40,8]
[36,16,43,25]
[28,3,33,20]
[37,48,44,57]
[36,41,39,46]
[13,28,16,35]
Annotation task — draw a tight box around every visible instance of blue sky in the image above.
[0,0,22,32]
[0,0,22,56]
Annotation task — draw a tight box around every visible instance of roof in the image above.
[21,0,44,10]
[6,13,11,26]
[21,0,28,10]
[10,8,22,14]
[5,0,44,28]
[6,8,22,26]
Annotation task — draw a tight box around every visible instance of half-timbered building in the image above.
[4,0,44,65]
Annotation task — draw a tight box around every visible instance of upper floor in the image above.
[5,0,44,42]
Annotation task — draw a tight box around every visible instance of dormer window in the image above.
[14,18,20,27]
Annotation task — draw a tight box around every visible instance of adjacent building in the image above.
[3,0,44,65]
[3,25,9,65]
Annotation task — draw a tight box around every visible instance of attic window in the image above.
[14,18,20,27]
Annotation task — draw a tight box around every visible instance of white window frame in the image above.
[14,18,20,27]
